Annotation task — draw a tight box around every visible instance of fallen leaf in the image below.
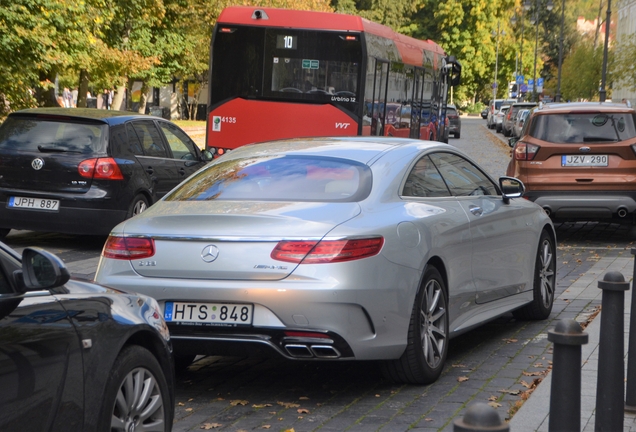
[499,389,521,395]
[297,408,310,414]
[230,400,249,406]
[488,402,502,408]
[284,429,295,432]
[375,394,381,397]
[503,338,518,344]
[186,408,193,412]
[188,398,194,402]
[269,412,277,415]
[200,423,223,430]
[278,401,300,408]
[452,364,466,368]
[425,418,433,422]
[262,426,271,429]
[522,371,545,377]
[488,396,498,401]
[299,396,309,400]
[458,376,469,382]
[252,404,273,408]
[178,402,185,406]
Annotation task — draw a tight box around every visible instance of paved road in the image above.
[4,118,636,431]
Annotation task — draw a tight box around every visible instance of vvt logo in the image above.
[335,123,350,129]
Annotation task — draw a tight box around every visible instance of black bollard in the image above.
[454,403,509,432]
[625,248,636,412]
[547,319,588,432]
[595,271,629,432]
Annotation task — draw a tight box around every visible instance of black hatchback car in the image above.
[0,108,212,238]
[0,242,174,431]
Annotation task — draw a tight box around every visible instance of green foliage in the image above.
[560,37,608,100]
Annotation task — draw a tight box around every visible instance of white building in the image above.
[614,0,636,103]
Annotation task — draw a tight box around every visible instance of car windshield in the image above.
[529,112,636,143]
[0,117,107,153]
[165,155,373,202]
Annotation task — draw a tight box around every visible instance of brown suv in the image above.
[506,102,636,221]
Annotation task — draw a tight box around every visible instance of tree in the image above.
[560,37,608,100]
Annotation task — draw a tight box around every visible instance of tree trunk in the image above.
[112,84,127,111]
[77,70,90,108]
[138,82,149,114]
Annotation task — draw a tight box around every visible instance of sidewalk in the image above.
[510,252,636,431]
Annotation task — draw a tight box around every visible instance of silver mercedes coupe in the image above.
[95,137,556,385]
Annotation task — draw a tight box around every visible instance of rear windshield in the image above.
[0,117,107,153]
[446,107,457,116]
[165,155,372,202]
[528,112,636,143]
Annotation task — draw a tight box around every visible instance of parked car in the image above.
[446,104,461,138]
[0,242,174,431]
[506,102,636,221]
[502,102,537,137]
[512,109,531,138]
[95,136,556,385]
[0,108,213,239]
[487,98,516,129]
[481,108,488,119]
[495,105,511,133]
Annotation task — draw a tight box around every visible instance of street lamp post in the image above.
[599,0,611,102]
[530,0,554,102]
[555,0,566,102]
[492,21,504,102]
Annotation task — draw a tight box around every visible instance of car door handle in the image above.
[145,167,154,175]
[469,205,483,216]
[178,168,186,176]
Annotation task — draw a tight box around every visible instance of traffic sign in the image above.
[537,77,544,92]
[516,75,525,84]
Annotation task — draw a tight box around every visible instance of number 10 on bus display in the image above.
[277,35,297,49]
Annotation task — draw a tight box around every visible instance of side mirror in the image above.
[508,137,517,148]
[20,247,70,291]
[499,176,525,204]
[201,150,214,162]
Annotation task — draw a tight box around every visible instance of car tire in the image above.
[126,194,149,219]
[99,345,172,432]
[382,266,448,384]
[455,132,460,139]
[0,228,10,241]
[513,230,556,320]
[174,354,197,372]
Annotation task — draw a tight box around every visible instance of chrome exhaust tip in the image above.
[310,345,341,359]
[285,344,313,358]
[618,207,628,218]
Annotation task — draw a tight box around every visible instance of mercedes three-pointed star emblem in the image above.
[201,245,220,263]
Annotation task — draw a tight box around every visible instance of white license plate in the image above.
[164,301,253,326]
[8,196,60,211]
[562,155,608,167]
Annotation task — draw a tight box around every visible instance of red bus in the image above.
[206,6,461,156]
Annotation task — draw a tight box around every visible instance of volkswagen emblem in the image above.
[201,245,220,263]
[31,158,45,170]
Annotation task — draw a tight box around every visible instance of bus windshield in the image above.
[211,26,362,112]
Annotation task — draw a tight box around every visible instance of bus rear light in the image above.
[220,27,235,33]
[78,158,124,180]
[514,142,540,161]
[102,236,155,260]
[271,237,384,264]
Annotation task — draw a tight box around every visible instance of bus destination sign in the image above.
[302,59,319,69]
[276,35,297,49]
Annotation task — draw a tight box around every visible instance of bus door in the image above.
[410,68,425,139]
[369,58,389,136]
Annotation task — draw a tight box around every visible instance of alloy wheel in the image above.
[539,239,555,309]
[420,279,447,369]
[111,367,165,432]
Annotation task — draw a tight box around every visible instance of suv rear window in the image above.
[528,112,636,143]
[0,117,107,153]
[165,155,372,202]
